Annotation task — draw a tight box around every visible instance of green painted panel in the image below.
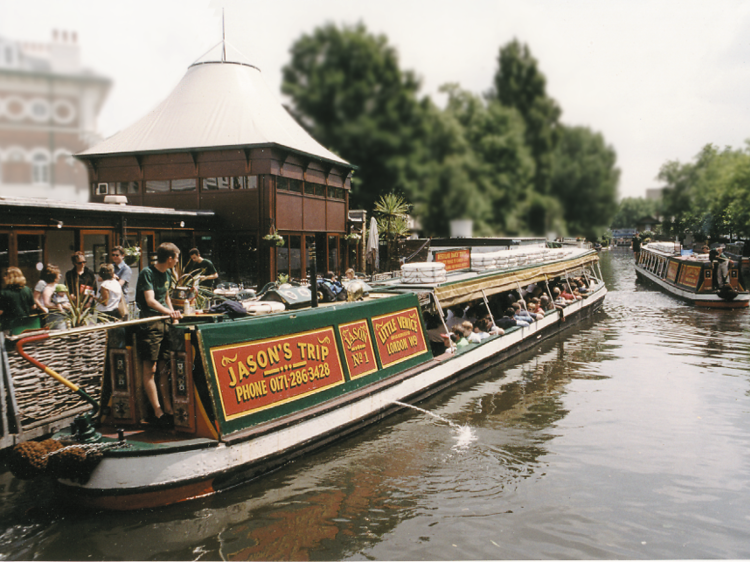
[191,293,431,435]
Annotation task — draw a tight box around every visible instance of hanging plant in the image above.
[344,233,361,245]
[123,246,141,266]
[263,229,285,247]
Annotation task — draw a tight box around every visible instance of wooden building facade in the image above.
[0,196,215,295]
[75,58,356,288]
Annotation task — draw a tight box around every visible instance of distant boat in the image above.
[635,242,749,308]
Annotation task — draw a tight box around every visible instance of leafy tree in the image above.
[281,22,426,212]
[610,197,658,229]
[490,39,561,197]
[415,85,534,236]
[551,125,620,240]
[658,143,750,241]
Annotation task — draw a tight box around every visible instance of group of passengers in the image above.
[424,276,594,356]
[0,250,130,332]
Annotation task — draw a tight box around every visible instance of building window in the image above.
[145,179,195,192]
[171,178,196,192]
[29,99,50,122]
[52,99,76,124]
[328,187,345,200]
[202,176,252,190]
[32,153,50,184]
[277,176,302,193]
[145,180,170,193]
[115,181,139,194]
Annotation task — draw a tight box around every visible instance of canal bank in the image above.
[2,248,750,559]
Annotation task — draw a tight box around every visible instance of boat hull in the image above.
[57,285,606,510]
[635,263,749,308]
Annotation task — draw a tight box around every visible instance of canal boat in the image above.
[7,243,606,510]
[635,242,749,308]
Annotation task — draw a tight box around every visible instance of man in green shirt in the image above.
[184,248,218,289]
[135,242,182,425]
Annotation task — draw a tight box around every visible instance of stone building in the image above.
[0,30,111,202]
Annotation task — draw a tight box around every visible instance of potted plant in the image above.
[263,229,285,247]
[344,233,361,245]
[123,246,141,266]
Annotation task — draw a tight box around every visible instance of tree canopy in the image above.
[610,197,659,230]
[658,143,750,241]
[281,24,619,240]
[281,22,425,212]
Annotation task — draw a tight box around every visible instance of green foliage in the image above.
[490,39,561,197]
[414,85,534,236]
[374,194,411,270]
[551,125,620,240]
[282,25,618,240]
[282,22,425,212]
[610,197,658,229]
[659,143,750,240]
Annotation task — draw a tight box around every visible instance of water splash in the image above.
[393,400,476,449]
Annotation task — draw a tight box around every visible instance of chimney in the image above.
[50,29,80,74]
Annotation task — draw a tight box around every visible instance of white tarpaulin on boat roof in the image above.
[78,61,350,166]
[433,251,599,307]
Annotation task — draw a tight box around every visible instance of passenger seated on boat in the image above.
[465,302,485,324]
[318,273,347,302]
[450,325,470,348]
[495,307,522,329]
[539,295,554,312]
[552,287,570,307]
[513,301,542,322]
[345,268,356,280]
[468,318,496,343]
[446,305,467,329]
[424,311,450,356]
[574,278,590,294]
[560,285,580,301]
[527,297,543,316]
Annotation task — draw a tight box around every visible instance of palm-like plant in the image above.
[374,194,411,271]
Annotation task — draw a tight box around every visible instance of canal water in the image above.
[2,248,750,560]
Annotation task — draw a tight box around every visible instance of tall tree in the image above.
[551,125,620,240]
[415,85,534,237]
[659,143,750,241]
[281,22,426,211]
[610,197,658,230]
[490,39,561,198]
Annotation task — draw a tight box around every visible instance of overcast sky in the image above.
[4,0,750,200]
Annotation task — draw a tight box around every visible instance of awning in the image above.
[433,252,599,307]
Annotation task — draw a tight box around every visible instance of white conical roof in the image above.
[79,60,350,167]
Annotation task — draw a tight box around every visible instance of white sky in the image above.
[3,0,750,200]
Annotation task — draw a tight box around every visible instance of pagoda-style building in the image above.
[76,47,355,287]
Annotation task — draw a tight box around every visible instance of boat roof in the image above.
[372,247,599,308]
[77,61,351,168]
